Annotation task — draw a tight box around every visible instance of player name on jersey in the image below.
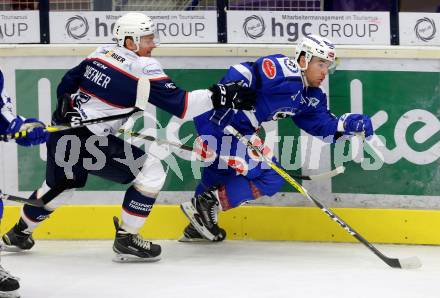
[83,65,111,89]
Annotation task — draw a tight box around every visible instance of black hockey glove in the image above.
[209,81,256,110]
[52,93,81,125]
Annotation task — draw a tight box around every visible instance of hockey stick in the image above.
[224,125,422,269]
[0,109,142,142]
[0,180,74,207]
[0,190,43,207]
[118,129,194,151]
[118,129,344,181]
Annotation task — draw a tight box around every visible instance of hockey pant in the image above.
[195,133,286,210]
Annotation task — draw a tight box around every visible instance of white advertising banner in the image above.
[228,11,390,45]
[399,13,440,46]
[0,11,40,43]
[50,11,217,43]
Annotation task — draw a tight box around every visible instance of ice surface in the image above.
[2,240,438,298]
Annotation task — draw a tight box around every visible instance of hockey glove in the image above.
[6,117,48,147]
[52,93,81,125]
[209,81,256,110]
[338,113,374,138]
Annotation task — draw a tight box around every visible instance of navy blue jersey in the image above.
[57,45,213,135]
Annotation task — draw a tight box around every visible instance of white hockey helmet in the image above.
[113,12,159,51]
[295,34,336,71]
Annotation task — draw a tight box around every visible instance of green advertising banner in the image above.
[9,56,440,205]
[330,71,440,196]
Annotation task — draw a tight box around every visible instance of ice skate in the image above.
[112,217,161,263]
[179,224,226,243]
[0,265,20,298]
[180,189,224,241]
[1,218,34,252]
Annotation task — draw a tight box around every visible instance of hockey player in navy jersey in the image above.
[179,34,374,242]
[0,69,48,298]
[1,13,256,262]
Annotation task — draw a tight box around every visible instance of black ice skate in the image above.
[112,217,161,263]
[1,218,35,252]
[180,188,224,241]
[0,265,20,298]
[179,223,226,243]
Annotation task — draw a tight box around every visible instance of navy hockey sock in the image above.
[122,185,156,218]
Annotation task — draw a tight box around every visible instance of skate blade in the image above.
[0,289,21,298]
[112,254,161,263]
[0,244,27,253]
[180,202,216,241]
[178,235,213,243]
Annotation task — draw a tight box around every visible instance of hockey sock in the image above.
[121,185,156,234]
[217,176,263,210]
[22,191,53,232]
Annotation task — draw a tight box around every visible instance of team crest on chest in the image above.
[307,97,320,107]
[262,58,276,79]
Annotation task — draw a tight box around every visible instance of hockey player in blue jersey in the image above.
[1,13,256,262]
[0,69,48,298]
[179,34,374,242]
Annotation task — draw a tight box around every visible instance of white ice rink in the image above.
[3,240,439,298]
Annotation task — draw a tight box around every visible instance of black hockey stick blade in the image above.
[0,190,43,207]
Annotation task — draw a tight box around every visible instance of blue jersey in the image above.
[194,54,338,141]
[0,70,17,134]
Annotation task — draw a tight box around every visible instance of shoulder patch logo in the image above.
[283,58,298,73]
[262,58,276,79]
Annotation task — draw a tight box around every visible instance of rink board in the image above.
[0,45,439,245]
[2,205,440,245]
[0,45,439,210]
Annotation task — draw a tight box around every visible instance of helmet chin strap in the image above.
[297,59,310,88]
[300,70,310,88]
[134,43,140,53]
[131,36,140,53]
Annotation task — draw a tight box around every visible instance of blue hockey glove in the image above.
[6,117,49,147]
[339,113,373,138]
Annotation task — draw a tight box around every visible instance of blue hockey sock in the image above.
[218,176,262,210]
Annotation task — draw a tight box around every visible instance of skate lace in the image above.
[132,234,151,250]
[0,265,19,282]
[210,204,219,224]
